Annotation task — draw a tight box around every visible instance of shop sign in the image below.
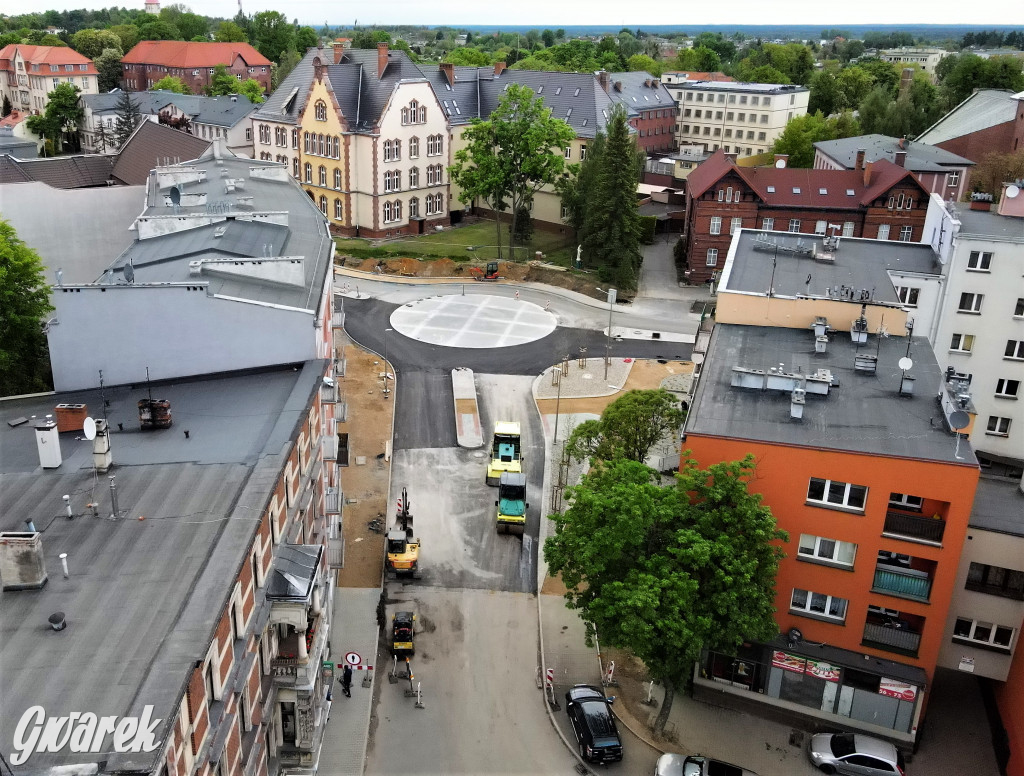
[878,677,917,701]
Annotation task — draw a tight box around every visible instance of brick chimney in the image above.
[855,148,866,171]
[377,42,390,79]
[894,150,907,168]
[863,160,874,187]
[597,70,609,92]
[724,152,739,162]
[440,62,455,86]
[493,61,506,76]
[332,41,345,64]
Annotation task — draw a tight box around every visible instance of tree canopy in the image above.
[544,455,787,734]
[113,89,142,148]
[94,47,124,92]
[70,27,122,59]
[769,111,861,168]
[26,82,83,155]
[0,219,54,396]
[152,75,191,94]
[214,21,248,43]
[564,389,684,464]
[250,11,293,63]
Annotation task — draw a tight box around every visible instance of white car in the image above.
[655,752,759,776]
[807,732,906,775]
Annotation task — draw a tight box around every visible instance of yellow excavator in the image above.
[486,421,522,486]
[385,487,419,578]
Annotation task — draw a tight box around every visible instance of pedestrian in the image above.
[341,664,352,697]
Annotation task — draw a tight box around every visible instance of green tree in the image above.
[836,66,874,109]
[37,34,68,47]
[2,94,12,118]
[541,29,555,48]
[273,47,301,89]
[215,21,248,43]
[577,105,645,289]
[152,75,191,93]
[138,20,180,41]
[251,10,293,63]
[626,54,662,77]
[565,389,684,464]
[770,111,861,168]
[236,78,265,103]
[809,70,843,116]
[26,82,83,155]
[295,26,318,51]
[0,218,54,396]
[544,455,787,735]
[94,47,124,92]
[174,12,208,41]
[448,82,575,261]
[205,64,237,96]
[443,47,491,66]
[673,46,722,73]
[0,33,21,49]
[693,31,736,62]
[70,28,122,59]
[856,57,900,95]
[113,89,142,148]
[109,23,140,53]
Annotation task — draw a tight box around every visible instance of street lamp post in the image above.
[595,287,617,381]
[552,365,564,444]
[383,328,393,398]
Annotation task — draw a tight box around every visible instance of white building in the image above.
[0,43,99,115]
[880,47,951,78]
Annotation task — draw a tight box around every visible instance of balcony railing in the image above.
[332,310,345,329]
[873,566,932,602]
[862,621,921,656]
[325,486,340,515]
[883,510,945,544]
[320,381,338,403]
[322,434,338,461]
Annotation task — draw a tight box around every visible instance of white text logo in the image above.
[11,706,162,765]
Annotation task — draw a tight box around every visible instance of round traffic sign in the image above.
[345,651,362,666]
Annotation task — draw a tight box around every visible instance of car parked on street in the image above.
[564,684,623,764]
[807,732,906,775]
[655,752,759,776]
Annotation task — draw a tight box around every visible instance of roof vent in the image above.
[214,227,227,238]
[189,260,204,276]
[790,387,806,420]
[0,532,49,590]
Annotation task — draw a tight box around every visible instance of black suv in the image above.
[565,684,624,764]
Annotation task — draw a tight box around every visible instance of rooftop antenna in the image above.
[145,366,154,404]
[768,247,777,298]
[98,369,108,422]
[875,313,885,358]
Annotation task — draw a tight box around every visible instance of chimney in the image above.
[377,42,389,79]
[894,150,906,168]
[898,136,906,150]
[854,148,866,171]
[493,61,506,76]
[724,152,739,163]
[863,160,874,187]
[597,70,609,92]
[440,61,455,87]
[970,192,993,211]
[652,78,660,88]
[613,80,623,92]
[332,41,345,64]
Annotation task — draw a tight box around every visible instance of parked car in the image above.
[807,732,906,775]
[564,684,623,764]
[655,752,759,776]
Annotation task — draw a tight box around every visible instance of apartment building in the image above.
[122,41,272,95]
[685,229,980,748]
[663,80,808,157]
[879,47,951,78]
[0,43,99,115]
[917,89,1024,163]
[602,71,676,153]
[684,149,930,283]
[813,134,974,202]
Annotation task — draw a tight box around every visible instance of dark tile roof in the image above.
[605,71,677,115]
[3,154,116,188]
[324,48,428,132]
[112,120,211,185]
[82,90,258,128]
[917,89,1023,145]
[813,134,974,172]
[0,154,32,183]
[252,48,322,126]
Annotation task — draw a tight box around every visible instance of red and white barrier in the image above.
[545,667,554,690]
[604,661,615,685]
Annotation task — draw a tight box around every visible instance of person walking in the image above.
[341,664,352,697]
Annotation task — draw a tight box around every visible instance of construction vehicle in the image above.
[385,487,420,578]
[470,261,501,281]
[486,421,522,486]
[495,472,529,535]
[391,611,416,655]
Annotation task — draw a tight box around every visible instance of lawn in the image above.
[334,220,577,265]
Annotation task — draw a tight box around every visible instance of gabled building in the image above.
[122,41,272,96]
[916,89,1024,163]
[683,149,931,283]
[0,44,99,115]
[602,71,676,153]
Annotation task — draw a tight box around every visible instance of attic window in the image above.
[443,100,449,108]
[846,189,855,196]
[574,87,580,96]
[452,100,458,107]
[504,84,510,91]
[792,187,801,194]
[455,107,461,115]
[538,86,544,94]
[601,110,607,119]
[766,185,776,193]
[445,83,452,91]
[555,87,561,95]
[631,97,637,102]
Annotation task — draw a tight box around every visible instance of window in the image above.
[1005,340,1024,360]
[334,198,343,220]
[986,416,1011,436]
[967,251,992,271]
[815,220,827,235]
[877,224,890,240]
[318,195,327,216]
[798,534,857,567]
[383,139,394,161]
[314,100,327,121]
[788,219,801,233]
[958,293,983,314]
[409,136,419,158]
[580,144,587,160]
[967,563,1024,600]
[426,134,443,156]
[760,114,768,124]
[899,225,913,242]
[425,192,443,215]
[303,162,312,183]
[953,618,1015,651]
[408,197,419,218]
[406,166,418,188]
[947,171,960,187]
[292,158,299,178]
[709,217,722,235]
[706,248,718,266]
[842,221,854,237]
[895,287,919,307]
[950,334,975,353]
[807,477,868,511]
[888,493,923,511]
[292,129,298,149]
[730,217,743,235]
[1016,298,1024,317]
[995,378,1020,398]
[757,131,766,141]
[383,169,400,192]
[761,217,774,231]
[332,137,340,158]
[382,199,402,223]
[791,588,848,622]
[334,168,341,189]
[316,165,325,187]
[258,124,270,144]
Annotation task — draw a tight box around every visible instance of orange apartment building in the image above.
[684,228,981,749]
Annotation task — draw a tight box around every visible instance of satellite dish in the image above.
[83,417,97,441]
[949,410,970,430]
[1006,184,1020,199]
[775,158,786,168]
[898,357,913,371]
[123,259,135,285]
[787,627,803,647]
[691,353,705,365]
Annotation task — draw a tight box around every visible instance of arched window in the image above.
[318,134,325,156]
[315,100,327,121]
[292,158,299,178]
[408,197,419,218]
[409,136,419,158]
[304,162,312,183]
[319,195,327,215]
[393,139,401,160]
[334,198,343,220]
[383,201,393,222]
[303,132,310,153]
[383,139,393,161]
[408,167,419,188]
[332,136,339,158]
[418,105,426,123]
[318,165,327,187]
[334,168,341,189]
[395,200,402,221]
[401,107,409,124]
[291,129,298,149]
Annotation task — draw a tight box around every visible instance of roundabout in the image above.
[388,293,558,348]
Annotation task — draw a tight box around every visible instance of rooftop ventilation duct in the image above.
[0,532,48,590]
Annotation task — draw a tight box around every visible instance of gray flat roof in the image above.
[955,208,1024,242]
[667,81,808,94]
[723,231,941,305]
[969,477,1024,536]
[687,324,978,465]
[813,134,973,172]
[0,362,324,774]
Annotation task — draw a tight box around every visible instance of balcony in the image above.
[320,381,338,403]
[862,621,922,657]
[883,510,946,544]
[324,486,340,515]
[872,566,932,602]
[270,613,328,688]
[322,434,338,461]
[332,309,345,328]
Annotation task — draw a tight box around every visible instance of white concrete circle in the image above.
[390,294,557,349]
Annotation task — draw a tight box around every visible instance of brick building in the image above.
[602,71,677,154]
[0,43,99,115]
[683,149,930,283]
[917,88,1024,163]
[121,41,272,96]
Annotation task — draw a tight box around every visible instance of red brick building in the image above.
[121,41,272,95]
[602,71,677,154]
[683,150,930,283]
[917,88,1024,163]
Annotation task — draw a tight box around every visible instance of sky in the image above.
[5,0,1024,27]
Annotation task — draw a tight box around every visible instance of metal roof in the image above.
[112,119,211,185]
[916,89,1023,146]
[969,477,1024,536]
[251,47,321,126]
[813,134,974,173]
[82,90,260,128]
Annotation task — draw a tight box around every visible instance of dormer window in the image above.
[766,185,775,193]
[818,188,827,195]
[792,187,801,194]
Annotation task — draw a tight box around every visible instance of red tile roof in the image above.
[0,44,98,74]
[122,41,272,68]
[689,150,928,209]
[666,71,735,82]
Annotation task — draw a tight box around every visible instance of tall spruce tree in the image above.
[113,90,142,148]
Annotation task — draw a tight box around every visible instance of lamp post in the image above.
[552,365,563,444]
[595,286,617,381]
[383,328,393,398]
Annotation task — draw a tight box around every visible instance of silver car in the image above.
[807,732,906,775]
[655,752,758,776]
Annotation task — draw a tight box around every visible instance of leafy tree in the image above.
[295,26,318,51]
[206,64,238,96]
[939,54,1024,111]
[443,47,491,67]
[770,111,861,168]
[969,150,1024,197]
[70,28,121,59]
[449,82,575,261]
[693,31,736,62]
[617,31,643,60]
[95,47,124,92]
[113,89,142,148]
[565,389,684,464]
[215,21,248,43]
[808,70,843,116]
[251,10,293,63]
[2,94,12,118]
[109,24,140,53]
[577,105,645,289]
[626,54,661,77]
[742,64,791,84]
[556,133,601,232]
[544,455,787,735]
[236,78,266,104]
[0,33,21,49]
[138,20,180,41]
[835,66,874,109]
[672,46,722,73]
[273,47,301,89]
[512,203,533,244]
[856,57,900,95]
[95,119,112,152]
[541,29,555,48]
[26,82,83,155]
[152,75,191,94]
[174,12,208,42]
[37,34,68,47]
[0,218,54,396]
